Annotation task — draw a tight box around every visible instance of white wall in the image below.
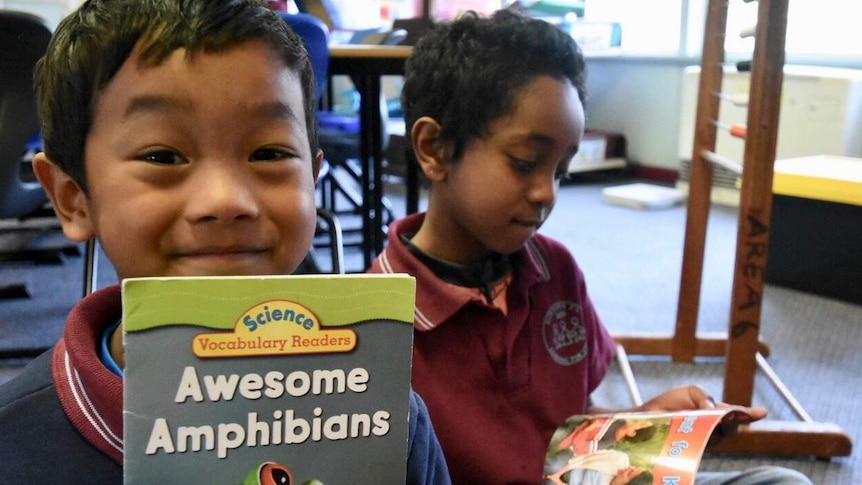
[583,57,862,172]
[583,57,692,170]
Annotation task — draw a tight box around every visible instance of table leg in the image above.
[357,75,386,269]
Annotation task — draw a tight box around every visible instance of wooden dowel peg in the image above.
[739,25,756,38]
[712,91,749,106]
[701,149,743,174]
[615,344,644,407]
[756,353,814,423]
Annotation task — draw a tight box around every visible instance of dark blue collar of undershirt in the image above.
[400,233,511,304]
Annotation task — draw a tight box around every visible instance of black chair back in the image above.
[0,10,52,219]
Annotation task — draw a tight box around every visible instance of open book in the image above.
[544,409,753,485]
[122,274,415,484]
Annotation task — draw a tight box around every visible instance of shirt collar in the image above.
[52,285,125,463]
[379,213,550,331]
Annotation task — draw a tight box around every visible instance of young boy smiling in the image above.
[0,1,449,483]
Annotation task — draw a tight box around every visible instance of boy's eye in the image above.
[511,157,537,174]
[250,147,294,162]
[140,150,186,165]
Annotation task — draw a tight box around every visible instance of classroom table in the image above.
[328,45,416,269]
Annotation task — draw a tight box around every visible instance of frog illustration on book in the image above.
[237,461,324,485]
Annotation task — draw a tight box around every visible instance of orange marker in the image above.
[711,120,747,139]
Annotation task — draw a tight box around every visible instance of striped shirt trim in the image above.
[379,250,437,331]
[414,306,436,331]
[62,350,123,454]
[525,239,551,280]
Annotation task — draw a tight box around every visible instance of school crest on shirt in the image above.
[542,300,587,366]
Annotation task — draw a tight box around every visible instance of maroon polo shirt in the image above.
[369,213,617,485]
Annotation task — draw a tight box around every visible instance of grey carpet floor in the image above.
[2,173,860,483]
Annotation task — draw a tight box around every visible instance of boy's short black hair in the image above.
[401,9,586,162]
[35,0,318,193]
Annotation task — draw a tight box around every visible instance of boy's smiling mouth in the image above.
[186,244,267,255]
[178,246,268,259]
[171,245,270,269]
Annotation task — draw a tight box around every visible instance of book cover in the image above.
[543,409,747,485]
[122,274,416,484]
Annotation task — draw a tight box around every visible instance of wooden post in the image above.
[673,0,728,363]
[722,0,787,405]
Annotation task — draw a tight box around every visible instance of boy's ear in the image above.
[31,152,96,242]
[411,116,452,182]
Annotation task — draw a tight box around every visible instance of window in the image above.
[432,0,502,20]
[580,0,861,65]
[724,0,862,57]
[582,0,684,53]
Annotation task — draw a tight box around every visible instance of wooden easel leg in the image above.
[722,0,788,407]
[707,421,852,458]
[673,0,728,364]
[613,333,768,359]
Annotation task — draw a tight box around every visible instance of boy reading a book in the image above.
[0,1,449,483]
[368,9,811,485]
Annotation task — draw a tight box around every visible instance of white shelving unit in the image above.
[677,65,862,205]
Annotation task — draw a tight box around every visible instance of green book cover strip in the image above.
[122,275,415,332]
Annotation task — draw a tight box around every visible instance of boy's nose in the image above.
[528,173,558,207]
[185,165,260,223]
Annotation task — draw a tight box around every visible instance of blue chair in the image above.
[0,11,50,221]
[280,12,330,101]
